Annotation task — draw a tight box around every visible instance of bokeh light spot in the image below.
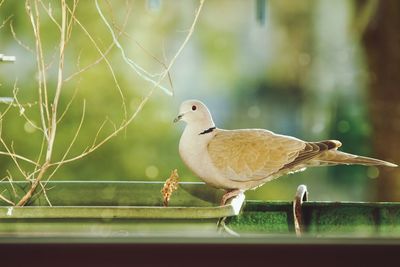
[367,166,379,179]
[145,165,159,179]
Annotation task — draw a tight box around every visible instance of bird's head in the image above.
[174,99,215,128]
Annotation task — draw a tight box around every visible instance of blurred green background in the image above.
[1,0,399,202]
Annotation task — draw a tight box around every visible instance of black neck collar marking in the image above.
[199,127,216,135]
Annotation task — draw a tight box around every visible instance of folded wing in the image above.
[207,129,304,182]
[207,129,345,182]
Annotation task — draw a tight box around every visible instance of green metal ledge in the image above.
[227,201,400,237]
[1,181,400,238]
[0,181,244,219]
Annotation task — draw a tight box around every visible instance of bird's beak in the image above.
[173,114,183,123]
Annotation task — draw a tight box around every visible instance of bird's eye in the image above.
[192,105,197,111]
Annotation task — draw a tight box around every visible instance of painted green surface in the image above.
[0,181,224,207]
[227,202,293,234]
[228,201,400,237]
[2,182,400,238]
[0,181,242,220]
[302,202,400,237]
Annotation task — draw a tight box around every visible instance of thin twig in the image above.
[155,0,205,91]
[5,171,18,197]
[0,151,39,166]
[0,138,28,180]
[51,89,154,166]
[95,0,172,96]
[45,0,67,163]
[64,42,114,82]
[66,4,127,121]
[39,181,52,206]
[51,0,205,167]
[16,162,49,206]
[12,0,205,206]
[64,1,128,82]
[33,133,47,180]
[47,100,86,181]
[0,174,16,205]
[66,0,79,42]
[10,21,34,52]
[0,99,13,121]
[91,118,109,148]
[26,0,50,139]
[57,78,80,124]
[0,193,15,206]
[113,26,175,93]
[16,0,69,207]
[0,14,12,31]
[12,85,45,134]
[38,0,61,30]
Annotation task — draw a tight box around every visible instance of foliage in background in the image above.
[0,0,203,206]
[1,0,397,203]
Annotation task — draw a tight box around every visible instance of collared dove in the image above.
[174,99,398,205]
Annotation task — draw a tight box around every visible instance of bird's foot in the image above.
[220,189,242,206]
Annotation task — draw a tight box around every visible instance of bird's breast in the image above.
[178,129,229,188]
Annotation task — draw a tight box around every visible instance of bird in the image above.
[174,99,398,205]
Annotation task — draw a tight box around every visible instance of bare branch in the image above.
[16,0,69,207]
[51,89,154,166]
[64,42,115,82]
[48,100,86,180]
[95,0,172,96]
[158,0,205,89]
[32,134,46,178]
[0,151,39,167]
[45,0,67,162]
[5,171,18,197]
[64,0,129,82]
[91,118,109,148]
[39,182,52,206]
[0,193,15,206]
[0,99,13,121]
[11,0,205,206]
[0,174,16,205]
[113,22,175,92]
[0,138,29,179]
[50,0,205,167]
[12,85,44,134]
[0,175,17,206]
[57,79,80,124]
[66,0,79,42]
[38,0,61,30]
[66,4,127,121]
[16,162,49,206]
[10,21,33,53]
[26,0,50,139]
[0,14,12,31]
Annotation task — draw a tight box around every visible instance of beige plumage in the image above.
[174,99,398,204]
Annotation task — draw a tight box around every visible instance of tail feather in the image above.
[317,150,398,167]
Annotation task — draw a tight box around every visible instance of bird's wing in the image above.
[281,140,342,169]
[207,129,307,182]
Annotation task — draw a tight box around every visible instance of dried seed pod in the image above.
[161,169,179,207]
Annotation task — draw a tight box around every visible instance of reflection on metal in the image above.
[0,54,16,62]
[293,184,308,237]
[217,192,245,236]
